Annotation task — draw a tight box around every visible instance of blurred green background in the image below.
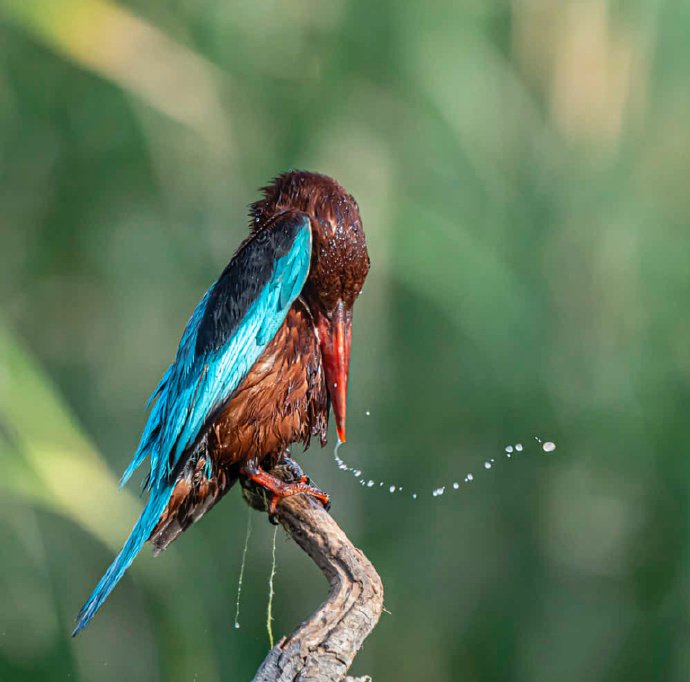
[1,0,690,680]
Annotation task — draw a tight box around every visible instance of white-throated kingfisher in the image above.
[74,171,370,634]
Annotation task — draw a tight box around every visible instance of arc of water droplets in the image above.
[332,436,556,500]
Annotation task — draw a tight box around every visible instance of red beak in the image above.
[316,301,352,443]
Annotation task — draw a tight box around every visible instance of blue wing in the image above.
[74,211,312,634]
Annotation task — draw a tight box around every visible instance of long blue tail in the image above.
[72,483,174,636]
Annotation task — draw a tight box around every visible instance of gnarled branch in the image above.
[243,465,383,682]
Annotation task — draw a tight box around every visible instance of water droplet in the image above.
[234,623,240,630]
[365,410,371,416]
[542,441,556,453]
[534,435,542,443]
[466,473,474,482]
[484,461,492,469]
[453,482,459,490]
[379,482,384,487]
[506,453,512,458]
[389,485,396,493]
[505,445,513,453]
[353,469,361,477]
[412,493,418,499]
[515,443,523,452]
[367,480,374,487]
[333,382,338,388]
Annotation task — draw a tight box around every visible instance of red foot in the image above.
[240,462,330,517]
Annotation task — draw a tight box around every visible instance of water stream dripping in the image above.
[233,508,253,630]
[266,525,278,649]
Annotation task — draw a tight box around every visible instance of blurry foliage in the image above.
[1,0,690,680]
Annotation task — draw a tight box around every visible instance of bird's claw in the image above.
[277,453,308,483]
[266,484,330,521]
[241,458,331,521]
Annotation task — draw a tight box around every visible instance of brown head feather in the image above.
[250,170,370,312]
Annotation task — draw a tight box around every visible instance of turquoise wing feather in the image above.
[74,212,312,634]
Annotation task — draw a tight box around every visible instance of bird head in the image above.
[250,171,370,443]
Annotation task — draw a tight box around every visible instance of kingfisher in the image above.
[74,171,370,634]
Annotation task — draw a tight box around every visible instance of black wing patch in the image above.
[195,210,311,355]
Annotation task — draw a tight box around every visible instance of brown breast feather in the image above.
[149,299,328,552]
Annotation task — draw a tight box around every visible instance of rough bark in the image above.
[243,465,383,682]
